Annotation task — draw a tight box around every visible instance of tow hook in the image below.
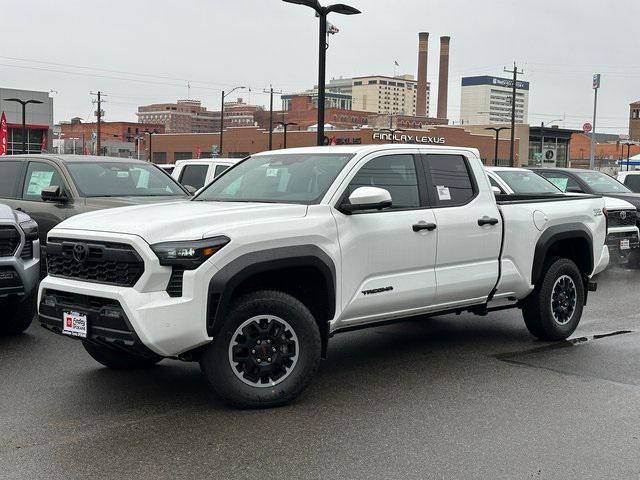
[588,281,598,292]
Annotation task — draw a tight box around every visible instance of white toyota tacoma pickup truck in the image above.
[39,145,609,407]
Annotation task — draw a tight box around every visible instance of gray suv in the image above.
[0,204,40,334]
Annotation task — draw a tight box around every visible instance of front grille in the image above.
[166,267,185,297]
[607,209,637,228]
[47,238,144,287]
[0,226,20,257]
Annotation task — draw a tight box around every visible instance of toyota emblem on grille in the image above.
[72,243,89,263]
[620,211,627,220]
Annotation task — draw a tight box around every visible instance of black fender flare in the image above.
[531,223,594,286]
[206,245,336,340]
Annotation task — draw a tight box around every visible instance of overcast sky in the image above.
[3,0,639,133]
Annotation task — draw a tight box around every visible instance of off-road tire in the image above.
[201,290,322,409]
[522,257,584,341]
[0,291,36,335]
[83,341,162,369]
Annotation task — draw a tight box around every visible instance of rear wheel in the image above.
[0,291,36,335]
[82,341,162,370]
[200,290,321,409]
[522,257,584,341]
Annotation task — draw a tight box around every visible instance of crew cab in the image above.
[487,166,640,264]
[39,145,608,408]
[171,159,239,191]
[0,155,191,266]
[0,205,40,335]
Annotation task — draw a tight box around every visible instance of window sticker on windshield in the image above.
[116,171,130,178]
[436,185,451,201]
[26,171,54,195]
[547,177,568,192]
[266,168,279,177]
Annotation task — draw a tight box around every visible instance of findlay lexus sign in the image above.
[372,131,446,144]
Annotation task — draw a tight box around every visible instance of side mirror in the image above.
[491,186,502,195]
[41,185,68,203]
[340,186,392,214]
[184,185,197,195]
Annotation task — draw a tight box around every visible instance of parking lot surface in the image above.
[1,267,639,480]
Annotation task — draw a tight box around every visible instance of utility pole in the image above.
[90,91,105,156]
[503,62,523,167]
[590,74,601,169]
[263,85,283,150]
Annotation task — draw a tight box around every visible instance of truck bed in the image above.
[495,193,601,204]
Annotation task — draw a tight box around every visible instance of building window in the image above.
[380,80,387,85]
[368,80,378,84]
[354,81,363,86]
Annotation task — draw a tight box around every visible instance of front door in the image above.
[420,153,502,306]
[333,152,438,326]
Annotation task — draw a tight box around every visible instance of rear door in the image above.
[177,163,210,190]
[0,160,25,210]
[420,153,501,306]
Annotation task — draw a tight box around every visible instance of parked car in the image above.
[157,164,176,175]
[616,170,640,192]
[0,155,191,262]
[39,145,608,408]
[487,167,640,264]
[0,205,40,335]
[171,158,239,191]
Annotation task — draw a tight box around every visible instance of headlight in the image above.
[15,211,38,240]
[151,236,230,269]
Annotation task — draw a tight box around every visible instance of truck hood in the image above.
[599,192,640,210]
[54,201,308,244]
[0,203,17,223]
[84,195,191,209]
[603,196,636,210]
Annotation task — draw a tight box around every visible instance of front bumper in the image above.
[605,228,640,263]
[38,229,217,357]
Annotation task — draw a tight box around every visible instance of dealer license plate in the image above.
[620,239,630,250]
[62,311,88,338]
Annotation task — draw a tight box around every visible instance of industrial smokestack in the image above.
[416,32,429,117]
[437,36,450,120]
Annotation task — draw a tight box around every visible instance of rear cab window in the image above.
[0,161,23,198]
[179,164,209,189]
[422,154,476,206]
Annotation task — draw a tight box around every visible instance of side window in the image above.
[214,165,230,177]
[22,162,66,201]
[0,161,22,198]
[346,154,420,209]
[178,164,208,189]
[624,175,640,193]
[539,172,580,192]
[424,154,475,206]
[488,176,505,194]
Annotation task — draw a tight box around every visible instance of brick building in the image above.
[630,101,640,141]
[140,125,517,165]
[59,118,164,144]
[137,99,220,133]
[223,98,263,127]
[570,132,640,166]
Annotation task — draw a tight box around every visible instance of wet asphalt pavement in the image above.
[1,267,640,479]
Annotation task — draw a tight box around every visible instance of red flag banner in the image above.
[0,112,7,156]
[196,146,201,159]
[40,130,47,153]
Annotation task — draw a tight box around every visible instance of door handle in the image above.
[412,222,437,232]
[478,216,499,226]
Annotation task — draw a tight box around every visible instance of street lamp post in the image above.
[283,0,361,147]
[484,126,510,166]
[275,121,298,149]
[5,98,43,154]
[145,129,157,162]
[219,86,245,157]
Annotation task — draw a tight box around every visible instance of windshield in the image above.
[574,171,631,194]
[196,153,354,204]
[495,170,562,194]
[66,162,187,197]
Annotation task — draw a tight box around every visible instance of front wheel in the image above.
[522,257,584,341]
[200,290,322,409]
